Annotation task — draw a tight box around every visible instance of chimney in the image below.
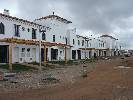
[3,9,10,15]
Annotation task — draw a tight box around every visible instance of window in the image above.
[87,41,89,47]
[73,39,75,45]
[101,43,103,47]
[27,48,30,57]
[21,48,25,57]
[65,37,67,44]
[90,43,91,47]
[0,22,5,34]
[99,43,100,47]
[82,40,84,46]
[22,27,25,31]
[42,32,46,40]
[53,35,55,42]
[14,24,20,37]
[32,28,36,39]
[60,51,62,55]
[78,40,80,45]
[103,43,104,47]
[27,28,30,32]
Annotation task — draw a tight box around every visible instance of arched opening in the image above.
[42,32,46,40]
[0,22,5,34]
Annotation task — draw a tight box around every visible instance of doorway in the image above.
[41,48,48,61]
[104,51,107,57]
[14,47,19,63]
[51,48,58,60]
[0,45,8,63]
[89,51,92,58]
[72,50,76,60]
[77,50,81,59]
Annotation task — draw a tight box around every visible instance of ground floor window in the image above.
[21,48,25,57]
[27,48,30,57]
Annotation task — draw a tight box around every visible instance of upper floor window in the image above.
[78,40,80,45]
[73,39,75,45]
[82,40,84,46]
[42,32,46,40]
[22,27,25,31]
[99,43,100,47]
[65,37,67,44]
[14,24,20,37]
[53,35,55,42]
[27,28,30,32]
[0,22,5,34]
[90,43,91,47]
[32,28,37,39]
[101,43,103,47]
[87,41,89,47]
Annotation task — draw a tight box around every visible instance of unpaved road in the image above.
[0,57,133,100]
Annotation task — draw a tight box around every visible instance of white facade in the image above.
[0,10,120,64]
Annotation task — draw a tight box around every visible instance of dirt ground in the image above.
[0,57,133,100]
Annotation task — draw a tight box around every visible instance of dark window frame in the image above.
[82,40,84,46]
[0,22,5,34]
[32,28,37,39]
[14,24,20,37]
[65,37,67,44]
[53,35,55,42]
[78,40,80,45]
[73,39,75,45]
[42,32,46,40]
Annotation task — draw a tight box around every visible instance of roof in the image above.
[100,35,118,40]
[35,15,72,24]
[0,13,50,29]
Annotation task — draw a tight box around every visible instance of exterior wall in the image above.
[12,45,39,63]
[35,19,68,44]
[0,15,45,40]
[0,12,121,64]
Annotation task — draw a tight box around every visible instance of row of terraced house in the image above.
[0,9,121,66]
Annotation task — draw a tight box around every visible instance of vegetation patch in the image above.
[0,64,36,72]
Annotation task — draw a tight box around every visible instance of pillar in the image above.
[9,44,12,72]
[48,47,51,61]
[44,45,47,66]
[65,46,67,64]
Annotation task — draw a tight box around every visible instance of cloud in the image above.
[64,0,133,33]
[1,0,133,49]
[16,0,70,21]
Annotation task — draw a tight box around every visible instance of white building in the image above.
[0,10,120,69]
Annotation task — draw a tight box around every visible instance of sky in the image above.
[0,0,133,49]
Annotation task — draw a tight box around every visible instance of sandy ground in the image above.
[0,57,133,100]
